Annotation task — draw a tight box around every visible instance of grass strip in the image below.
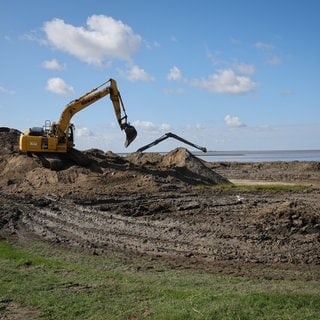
[0,239,319,319]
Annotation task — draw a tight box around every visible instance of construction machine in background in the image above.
[137,132,207,153]
[19,78,137,169]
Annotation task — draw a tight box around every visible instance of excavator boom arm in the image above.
[54,79,137,147]
[56,86,111,134]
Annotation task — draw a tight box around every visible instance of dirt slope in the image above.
[0,129,229,196]
[0,128,319,280]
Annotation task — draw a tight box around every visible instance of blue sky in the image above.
[1,0,319,152]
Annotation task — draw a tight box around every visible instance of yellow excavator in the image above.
[19,78,137,169]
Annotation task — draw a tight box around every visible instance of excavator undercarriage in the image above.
[33,148,91,170]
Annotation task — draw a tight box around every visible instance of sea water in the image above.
[195,150,320,162]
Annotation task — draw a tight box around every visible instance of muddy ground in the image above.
[0,128,319,280]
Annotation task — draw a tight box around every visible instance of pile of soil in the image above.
[0,127,20,154]
[0,127,319,280]
[0,128,229,196]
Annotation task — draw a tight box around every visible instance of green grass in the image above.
[225,183,310,192]
[198,183,310,192]
[0,239,319,319]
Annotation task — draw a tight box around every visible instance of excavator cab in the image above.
[122,123,137,147]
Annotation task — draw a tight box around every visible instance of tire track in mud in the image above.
[6,190,319,267]
[21,198,212,257]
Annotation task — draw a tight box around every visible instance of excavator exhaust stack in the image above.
[124,124,137,148]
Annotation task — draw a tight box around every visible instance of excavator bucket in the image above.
[124,124,137,147]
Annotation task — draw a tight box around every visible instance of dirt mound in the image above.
[126,151,162,166]
[127,148,229,186]
[0,128,229,196]
[161,148,229,185]
[0,127,21,154]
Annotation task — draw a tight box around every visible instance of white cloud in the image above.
[254,41,282,65]
[119,65,154,82]
[45,77,74,95]
[42,59,65,70]
[224,114,246,127]
[167,65,256,95]
[43,15,142,65]
[144,39,160,50]
[160,123,172,131]
[132,120,171,132]
[0,86,15,95]
[71,122,320,153]
[253,41,274,51]
[132,120,157,131]
[75,127,94,137]
[163,87,185,95]
[266,55,282,65]
[235,63,255,75]
[189,69,257,94]
[167,66,182,81]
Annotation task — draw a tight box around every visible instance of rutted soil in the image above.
[0,128,319,280]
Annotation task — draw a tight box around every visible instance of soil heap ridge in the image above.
[0,127,229,196]
[127,148,229,186]
[0,127,20,154]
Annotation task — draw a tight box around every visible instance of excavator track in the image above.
[66,148,91,167]
[35,153,64,171]
[34,148,91,170]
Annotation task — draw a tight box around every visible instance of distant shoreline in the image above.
[120,149,320,163]
[196,149,320,162]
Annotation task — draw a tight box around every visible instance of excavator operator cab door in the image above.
[66,124,75,148]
